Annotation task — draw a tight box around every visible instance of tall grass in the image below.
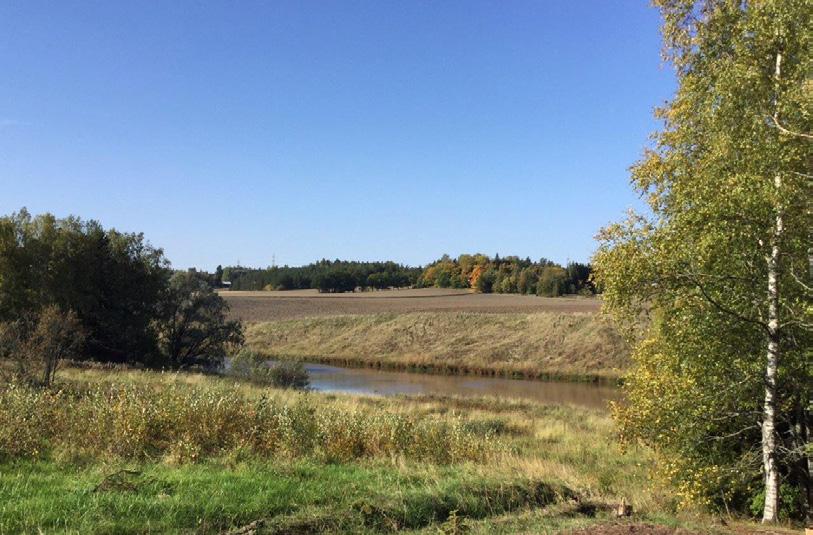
[0,381,494,464]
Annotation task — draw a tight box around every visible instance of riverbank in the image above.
[0,366,726,534]
[246,311,629,383]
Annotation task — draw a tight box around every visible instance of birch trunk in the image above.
[761,51,783,525]
[762,224,780,522]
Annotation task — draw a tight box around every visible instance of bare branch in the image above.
[770,114,813,140]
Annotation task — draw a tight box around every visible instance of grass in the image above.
[246,311,629,382]
[0,373,489,465]
[0,366,754,533]
[0,460,614,534]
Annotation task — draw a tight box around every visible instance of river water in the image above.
[299,361,618,410]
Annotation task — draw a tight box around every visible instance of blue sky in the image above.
[1,1,673,270]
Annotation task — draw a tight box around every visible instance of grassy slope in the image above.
[0,366,733,534]
[246,312,629,381]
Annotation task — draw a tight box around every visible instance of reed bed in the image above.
[0,380,495,465]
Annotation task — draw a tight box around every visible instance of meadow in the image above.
[0,364,720,534]
[0,282,792,534]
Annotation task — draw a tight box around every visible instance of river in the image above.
[298,361,618,410]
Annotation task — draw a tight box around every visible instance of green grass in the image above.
[246,312,629,382]
[0,459,641,534]
[0,366,744,534]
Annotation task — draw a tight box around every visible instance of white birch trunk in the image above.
[762,220,780,522]
[761,51,783,525]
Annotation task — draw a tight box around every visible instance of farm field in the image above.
[221,288,602,322]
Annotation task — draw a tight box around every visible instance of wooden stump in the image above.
[614,497,633,517]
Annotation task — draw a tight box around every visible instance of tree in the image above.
[314,269,357,293]
[229,261,421,292]
[0,305,85,387]
[158,272,244,368]
[214,265,224,287]
[468,265,485,289]
[474,268,497,293]
[0,209,170,364]
[421,254,595,296]
[565,262,593,294]
[536,267,567,297]
[594,0,810,521]
[517,268,538,295]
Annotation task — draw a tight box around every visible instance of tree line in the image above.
[419,254,594,296]
[0,209,242,384]
[225,255,594,296]
[225,260,422,293]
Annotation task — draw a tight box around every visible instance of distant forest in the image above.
[421,254,593,296]
[224,260,423,293]
[222,254,594,297]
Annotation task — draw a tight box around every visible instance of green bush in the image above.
[268,361,309,389]
[228,351,309,389]
[748,483,807,522]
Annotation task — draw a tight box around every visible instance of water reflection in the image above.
[298,362,618,410]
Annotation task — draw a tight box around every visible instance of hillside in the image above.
[246,311,628,381]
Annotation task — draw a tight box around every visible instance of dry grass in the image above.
[0,370,492,465]
[222,288,602,322]
[246,311,629,380]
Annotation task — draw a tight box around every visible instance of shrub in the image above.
[228,351,309,389]
[268,361,309,389]
[0,305,85,386]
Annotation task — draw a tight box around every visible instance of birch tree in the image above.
[593,0,811,521]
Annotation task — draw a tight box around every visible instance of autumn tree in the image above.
[594,0,811,522]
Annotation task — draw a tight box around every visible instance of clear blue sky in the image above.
[1,1,673,270]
